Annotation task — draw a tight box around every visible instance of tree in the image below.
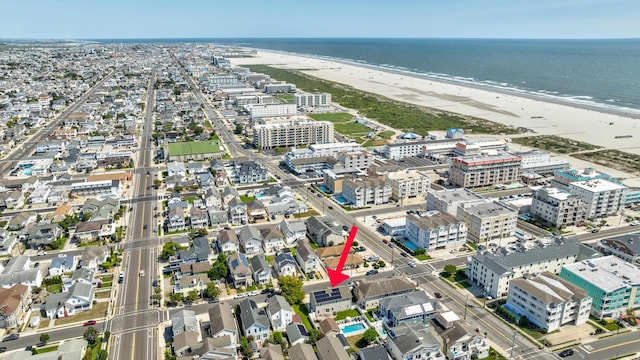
[162,242,186,259]
[444,264,457,276]
[240,336,253,358]
[308,329,323,344]
[83,327,100,345]
[208,253,229,280]
[187,289,200,302]
[234,124,243,135]
[169,292,184,303]
[39,333,50,345]
[205,282,219,298]
[278,276,305,305]
[362,328,378,343]
[272,331,283,344]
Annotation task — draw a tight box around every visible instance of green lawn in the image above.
[335,309,360,321]
[95,290,112,299]
[293,304,313,331]
[168,141,221,156]
[32,345,59,354]
[378,130,395,139]
[275,94,294,103]
[480,347,507,360]
[239,195,256,203]
[55,302,108,325]
[415,254,431,261]
[334,122,371,135]
[308,112,354,123]
[47,284,62,294]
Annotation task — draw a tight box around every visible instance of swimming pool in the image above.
[401,239,419,251]
[333,195,350,205]
[340,323,366,335]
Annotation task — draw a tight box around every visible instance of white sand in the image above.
[230,50,640,185]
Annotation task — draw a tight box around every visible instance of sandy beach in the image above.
[230,50,640,185]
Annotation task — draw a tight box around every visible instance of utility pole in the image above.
[509,330,517,360]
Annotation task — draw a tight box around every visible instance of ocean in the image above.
[98,38,640,115]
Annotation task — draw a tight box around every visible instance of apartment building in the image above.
[465,238,599,298]
[552,167,613,191]
[244,103,297,119]
[263,83,296,94]
[405,212,467,250]
[294,93,331,107]
[342,177,392,208]
[568,179,625,219]
[457,201,518,243]
[506,272,591,332]
[426,188,485,215]
[513,150,570,176]
[252,119,334,150]
[336,151,374,170]
[561,256,640,318]
[449,153,522,188]
[530,187,585,227]
[596,233,640,264]
[322,168,366,194]
[385,170,430,201]
[382,137,506,160]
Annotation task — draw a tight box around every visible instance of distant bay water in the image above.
[97,38,640,115]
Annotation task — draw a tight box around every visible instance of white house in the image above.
[266,295,293,331]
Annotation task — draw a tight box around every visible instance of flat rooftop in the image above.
[429,188,484,203]
[570,179,626,192]
[563,255,640,293]
[463,201,516,218]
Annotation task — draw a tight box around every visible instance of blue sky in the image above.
[2,0,639,39]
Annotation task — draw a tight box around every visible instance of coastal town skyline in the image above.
[2,0,640,39]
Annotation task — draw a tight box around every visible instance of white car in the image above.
[408,262,416,268]
[139,270,145,277]
[37,251,47,256]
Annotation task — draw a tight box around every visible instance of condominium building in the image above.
[506,272,592,332]
[385,170,430,201]
[294,93,331,107]
[283,142,363,161]
[342,177,392,208]
[405,212,467,250]
[449,153,522,188]
[552,167,613,191]
[530,187,585,227]
[568,179,625,219]
[596,233,640,264]
[322,168,366,194]
[336,151,374,170]
[457,201,518,243]
[561,256,640,318]
[252,119,334,150]
[465,238,600,298]
[263,83,296,94]
[513,150,570,176]
[381,137,506,160]
[244,103,297,119]
[426,188,485,215]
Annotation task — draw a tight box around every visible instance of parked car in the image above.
[2,334,19,342]
[559,349,574,357]
[366,269,379,276]
[400,252,408,257]
[328,205,333,210]
[434,292,442,299]
[83,320,97,326]
[591,228,600,233]
[382,239,389,244]
[308,272,315,279]
[0,347,6,352]
[343,225,349,231]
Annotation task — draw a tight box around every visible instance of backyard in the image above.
[335,309,360,321]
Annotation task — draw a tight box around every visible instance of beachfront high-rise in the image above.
[252,118,334,150]
[530,187,585,227]
[294,92,332,107]
[568,179,625,220]
[448,153,522,188]
[560,256,640,319]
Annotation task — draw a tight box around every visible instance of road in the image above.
[573,330,640,360]
[109,70,160,360]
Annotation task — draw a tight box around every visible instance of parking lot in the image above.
[397,156,438,169]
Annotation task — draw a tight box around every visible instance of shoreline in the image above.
[230,50,640,159]
[243,48,640,120]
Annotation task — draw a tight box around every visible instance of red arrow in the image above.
[327,226,358,287]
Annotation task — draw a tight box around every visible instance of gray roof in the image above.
[177,237,210,261]
[316,335,350,360]
[285,322,308,344]
[0,269,41,287]
[218,229,239,245]
[275,252,296,268]
[599,232,640,257]
[296,239,317,262]
[238,298,269,331]
[71,268,95,283]
[358,275,415,299]
[51,255,76,270]
[388,323,441,355]
[250,255,271,275]
[45,292,67,312]
[172,309,198,335]
[378,290,438,320]
[288,343,318,360]
[69,282,93,299]
[407,212,462,230]
[238,225,261,243]
[208,303,237,337]
[260,226,284,241]
[2,255,30,274]
[473,238,600,276]
[267,295,292,316]
[359,345,392,360]
[462,201,516,218]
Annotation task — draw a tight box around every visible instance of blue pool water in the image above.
[341,323,366,334]
[316,185,331,193]
[255,193,264,199]
[333,195,350,205]
[402,240,419,251]
[24,169,32,175]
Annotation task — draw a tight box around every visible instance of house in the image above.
[44,282,94,319]
[250,255,272,285]
[208,303,238,348]
[597,233,640,264]
[289,343,318,360]
[190,207,209,229]
[285,322,309,346]
[319,318,341,336]
[173,309,198,336]
[177,237,210,263]
[167,161,187,178]
[296,239,319,274]
[79,246,108,270]
[7,212,36,231]
[247,200,268,221]
[0,256,42,289]
[0,284,30,329]
[208,209,229,226]
[386,323,445,360]
[440,322,490,360]
[70,268,97,288]
[227,253,253,288]
[227,197,248,225]
[174,273,209,295]
[316,335,350,360]
[359,345,392,360]
[309,286,352,315]
[238,298,270,344]
[217,229,240,253]
[266,295,293,331]
[238,226,262,255]
[233,161,269,184]
[49,255,77,276]
[0,190,25,209]
[279,220,307,245]
[204,188,223,209]
[0,229,18,256]
[215,171,227,187]
[178,262,211,276]
[222,187,240,206]
[306,216,342,247]
[274,252,297,277]
[262,343,285,360]
[74,220,110,243]
[81,197,120,221]
[261,226,286,253]
[167,207,187,232]
[377,290,438,328]
[356,275,416,309]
